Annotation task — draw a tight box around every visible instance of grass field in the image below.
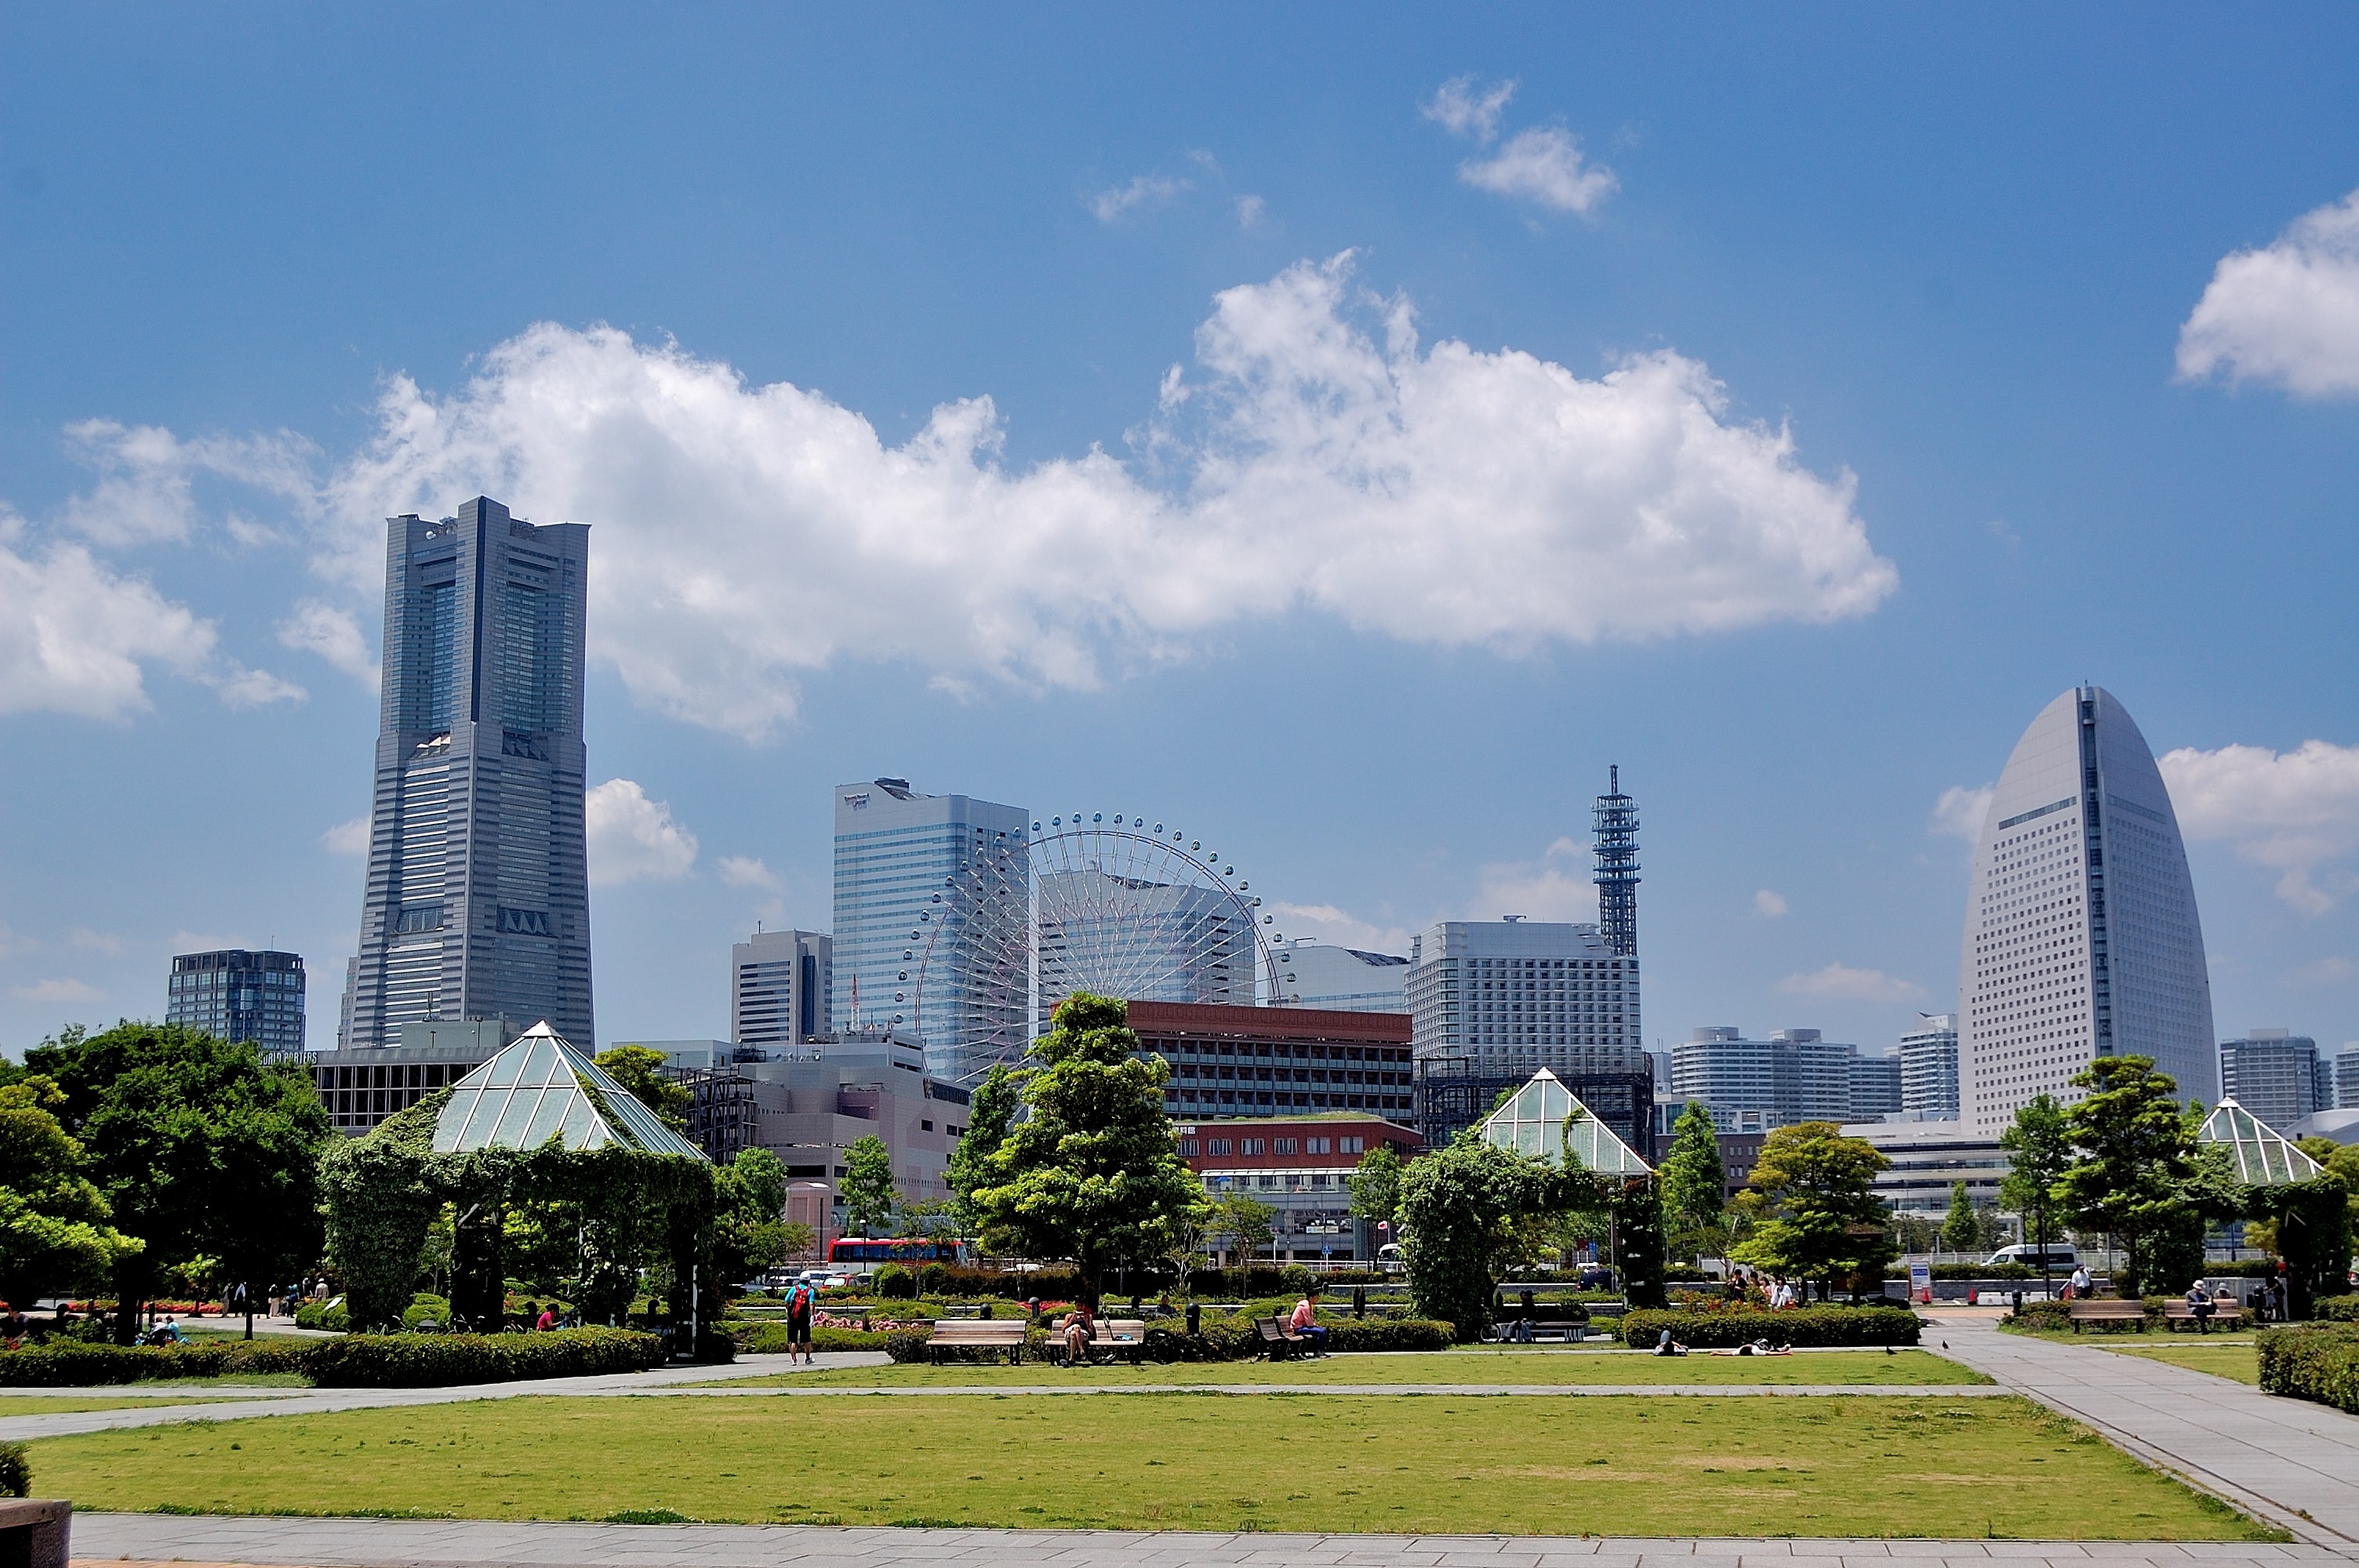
[2088,1338,2260,1385]
[28,1392,2270,1539]
[718,1347,1987,1388]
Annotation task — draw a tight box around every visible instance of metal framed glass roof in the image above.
[1478,1068,1653,1175]
[2198,1097,2324,1186]
[431,1022,708,1160]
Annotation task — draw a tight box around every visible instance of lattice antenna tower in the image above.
[1593,764,1640,957]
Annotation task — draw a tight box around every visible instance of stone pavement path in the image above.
[64,1515,2359,1568]
[1925,1316,2359,1548]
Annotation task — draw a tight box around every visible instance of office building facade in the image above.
[1036,869,1256,1027]
[1900,1014,1961,1121]
[1128,999,1416,1122]
[311,1018,516,1135]
[731,929,833,1056]
[165,949,306,1059]
[1849,1050,1905,1122]
[342,499,593,1050]
[2219,1030,2328,1132]
[1405,919,1645,1076]
[1269,938,1410,1012]
[1179,1113,1424,1264]
[2334,1044,2359,1112]
[1958,686,2217,1134]
[1672,1027,1854,1131]
[831,779,1027,1080]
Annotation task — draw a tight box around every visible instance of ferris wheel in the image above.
[910,812,1285,1086]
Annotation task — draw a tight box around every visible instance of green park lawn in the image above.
[719,1346,1988,1388]
[2088,1338,2261,1386]
[31,1392,2269,1539]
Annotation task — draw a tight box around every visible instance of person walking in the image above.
[786,1276,816,1365]
[2068,1262,2091,1301]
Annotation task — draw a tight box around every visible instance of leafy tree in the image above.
[967,993,1206,1304]
[1657,1101,1728,1265]
[1942,1181,1981,1254]
[2055,1056,2214,1298]
[1213,1192,1277,1272]
[1396,1134,1553,1341]
[0,1076,141,1316]
[1730,1121,1897,1300]
[838,1135,898,1237]
[1609,1177,1670,1309]
[2245,1173,2352,1319]
[713,1148,808,1286]
[945,1063,1019,1230]
[592,1046,692,1134]
[1998,1093,2073,1287]
[27,1023,331,1341]
[1347,1143,1403,1230]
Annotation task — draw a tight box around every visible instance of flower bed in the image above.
[1620,1305,1921,1348]
[2257,1323,2359,1414]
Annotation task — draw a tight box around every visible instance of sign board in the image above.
[1908,1261,1932,1305]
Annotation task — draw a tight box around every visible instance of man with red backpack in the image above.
[787,1277,816,1365]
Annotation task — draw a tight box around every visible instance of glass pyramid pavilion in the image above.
[432,1021,708,1159]
[1478,1068,1653,1175]
[2197,1097,2324,1186]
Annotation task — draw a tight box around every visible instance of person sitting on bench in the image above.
[2183,1281,2215,1330]
[1061,1300,1096,1366]
[1289,1287,1330,1356]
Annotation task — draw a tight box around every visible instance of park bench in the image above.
[928,1319,1030,1364]
[2162,1301,2245,1334]
[0,1499,67,1568]
[1045,1318,1151,1367]
[1256,1316,1311,1360]
[2066,1299,2147,1333]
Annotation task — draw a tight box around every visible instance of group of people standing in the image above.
[1723,1267,1803,1309]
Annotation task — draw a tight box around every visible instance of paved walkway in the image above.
[65,1515,2359,1568]
[1925,1316,2359,1548]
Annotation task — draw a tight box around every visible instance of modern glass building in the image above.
[831,779,1028,1076]
[1270,938,1410,1012]
[1405,919,1645,1076]
[1899,1013,1961,1121]
[341,498,594,1050]
[1849,1050,1904,1122]
[165,949,305,1059]
[434,1022,705,1158]
[1957,686,2217,1135]
[1477,1069,1652,1174]
[1035,869,1254,1027]
[2219,1030,2328,1134]
[730,928,832,1056]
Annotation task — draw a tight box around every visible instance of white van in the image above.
[1986,1243,2077,1271]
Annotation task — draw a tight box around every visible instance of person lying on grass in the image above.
[1652,1329,1688,1357]
[1709,1338,1790,1356]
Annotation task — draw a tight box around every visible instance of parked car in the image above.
[1985,1243,2077,1271]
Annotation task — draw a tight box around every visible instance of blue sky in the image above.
[5,7,2357,1064]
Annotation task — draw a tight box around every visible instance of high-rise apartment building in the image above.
[2333,1044,2359,1112]
[1849,1049,1904,1122]
[2219,1030,2326,1132]
[1671,1027,1855,1131]
[1900,1014,1961,1121]
[1405,919,1645,1076]
[1269,938,1410,1012]
[831,779,1028,1080]
[166,949,306,1060]
[1957,686,2216,1135]
[731,929,833,1055]
[341,499,593,1050]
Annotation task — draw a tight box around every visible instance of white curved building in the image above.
[1958,686,2216,1134]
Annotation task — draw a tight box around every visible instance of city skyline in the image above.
[3,14,2357,1067]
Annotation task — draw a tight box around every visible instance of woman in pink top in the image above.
[1289,1287,1329,1355]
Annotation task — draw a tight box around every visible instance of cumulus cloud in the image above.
[1235,194,1265,229]
[717,855,781,891]
[56,419,316,546]
[2159,739,2359,913]
[322,816,371,855]
[0,521,302,719]
[1754,888,1790,917]
[315,255,1889,739]
[278,600,378,684]
[11,978,102,1003]
[1931,783,1994,841]
[1087,175,1186,223]
[1423,75,1518,143]
[1459,127,1619,215]
[585,779,699,886]
[1776,963,1925,1002]
[1468,837,1600,925]
[1265,901,1416,957]
[2177,189,2359,397]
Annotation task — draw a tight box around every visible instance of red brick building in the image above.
[1125,1000,1415,1122]
[1173,1111,1424,1263]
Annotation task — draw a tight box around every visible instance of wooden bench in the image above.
[1256,1316,1311,1360]
[928,1319,1030,1364]
[2162,1301,2245,1334]
[2066,1299,2147,1333]
[0,1500,68,1568]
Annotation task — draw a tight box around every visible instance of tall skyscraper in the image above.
[1958,685,2216,1135]
[166,949,306,1060]
[341,498,593,1050]
[731,929,832,1055]
[2219,1029,2325,1132]
[831,779,1028,1078]
[1899,1013,1961,1121]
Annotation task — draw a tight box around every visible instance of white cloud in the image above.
[1423,75,1517,143]
[2159,739,2359,913]
[2292,955,2354,986]
[1753,888,1790,917]
[0,522,300,719]
[1087,175,1187,223]
[1235,194,1265,229]
[11,978,102,1004]
[1459,126,1619,216]
[2177,189,2359,397]
[278,600,378,685]
[322,816,371,855]
[585,779,699,886]
[718,855,781,891]
[1776,963,1925,1002]
[315,255,1891,739]
[1931,783,1994,841]
[1264,902,1415,957]
[56,419,316,547]
[66,928,124,955]
[1469,837,1599,925]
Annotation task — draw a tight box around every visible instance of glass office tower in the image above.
[166,949,306,1060]
[341,498,594,1049]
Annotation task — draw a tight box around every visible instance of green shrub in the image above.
[736,1322,902,1355]
[305,1327,665,1388]
[2314,1294,2359,1323]
[295,1300,349,1332]
[1620,1305,1921,1349]
[2257,1323,2359,1414]
[884,1327,932,1363]
[2002,1300,2074,1333]
[1321,1318,1453,1353]
[401,1293,453,1332]
[917,1261,948,1297]
[873,1264,916,1300]
[0,1443,26,1499]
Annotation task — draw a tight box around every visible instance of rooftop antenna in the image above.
[1593,764,1640,958]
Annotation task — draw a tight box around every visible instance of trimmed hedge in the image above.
[2258,1323,2359,1414]
[2315,1295,2359,1323]
[874,1316,1455,1364]
[1621,1305,1921,1349]
[0,1339,311,1385]
[306,1327,666,1388]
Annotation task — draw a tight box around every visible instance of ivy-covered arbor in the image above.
[321,1023,715,1332]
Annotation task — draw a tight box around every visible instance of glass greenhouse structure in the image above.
[1478,1067,1653,1175]
[431,1022,707,1159]
[2197,1097,2325,1185]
